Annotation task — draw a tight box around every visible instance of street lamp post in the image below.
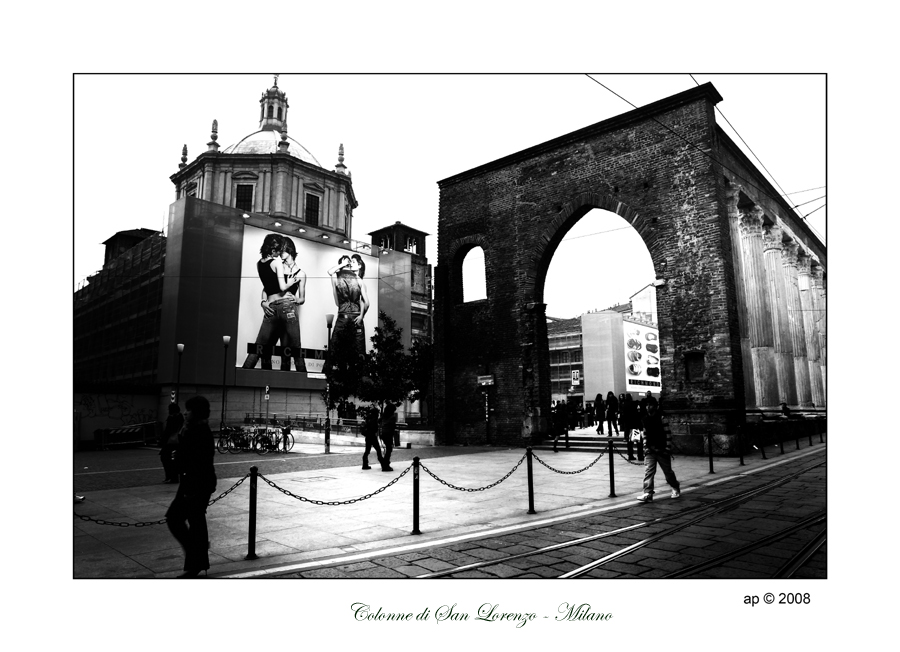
[324,314,334,454]
[221,336,231,430]
[175,343,184,405]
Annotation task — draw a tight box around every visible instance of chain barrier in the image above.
[257,465,411,505]
[73,473,250,528]
[73,512,168,528]
[616,450,644,466]
[208,474,251,506]
[532,451,604,475]
[419,453,527,492]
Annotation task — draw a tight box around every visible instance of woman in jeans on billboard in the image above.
[241,234,305,371]
[326,254,370,364]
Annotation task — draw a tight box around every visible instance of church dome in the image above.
[222,130,321,167]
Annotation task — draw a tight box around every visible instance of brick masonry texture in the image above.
[434,86,748,446]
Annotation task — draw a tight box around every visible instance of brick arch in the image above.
[434,84,764,448]
[524,191,654,303]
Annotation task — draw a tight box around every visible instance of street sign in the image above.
[477,375,494,386]
[265,385,270,401]
[571,370,580,382]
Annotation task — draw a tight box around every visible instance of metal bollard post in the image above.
[245,465,259,560]
[526,448,536,514]
[795,425,800,451]
[819,427,824,444]
[779,424,785,455]
[707,432,715,474]
[808,423,814,447]
[738,428,745,466]
[411,457,421,535]
[607,438,616,498]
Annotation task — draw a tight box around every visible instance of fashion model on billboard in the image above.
[241,234,307,371]
[326,254,369,364]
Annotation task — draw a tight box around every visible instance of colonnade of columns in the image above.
[725,186,826,409]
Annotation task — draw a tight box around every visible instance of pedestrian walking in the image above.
[552,400,569,452]
[637,402,680,503]
[160,403,184,484]
[586,402,595,428]
[617,393,627,433]
[166,395,217,578]
[594,393,605,434]
[605,391,619,436]
[380,403,397,471]
[360,406,382,470]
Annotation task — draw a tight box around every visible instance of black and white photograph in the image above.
[20,6,889,648]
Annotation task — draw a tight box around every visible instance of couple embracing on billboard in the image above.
[241,232,369,372]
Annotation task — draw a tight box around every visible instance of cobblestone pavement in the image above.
[273,455,826,579]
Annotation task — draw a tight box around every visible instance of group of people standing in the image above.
[242,233,370,372]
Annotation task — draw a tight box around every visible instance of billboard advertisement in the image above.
[236,225,379,377]
[623,319,662,394]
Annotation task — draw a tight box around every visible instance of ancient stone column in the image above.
[782,242,812,407]
[274,163,288,216]
[812,266,826,397]
[725,185,755,408]
[739,207,779,407]
[798,256,825,407]
[762,224,797,405]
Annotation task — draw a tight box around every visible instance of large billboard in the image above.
[237,225,379,377]
[623,319,662,395]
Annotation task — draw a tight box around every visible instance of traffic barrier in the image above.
[526,448,536,515]
[411,457,421,535]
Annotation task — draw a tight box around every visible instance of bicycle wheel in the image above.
[253,434,270,455]
[216,434,229,454]
[228,432,243,454]
[282,433,295,452]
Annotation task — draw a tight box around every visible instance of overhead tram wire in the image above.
[583,75,825,244]
[781,185,826,196]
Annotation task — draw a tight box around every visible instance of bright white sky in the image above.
[75,74,825,318]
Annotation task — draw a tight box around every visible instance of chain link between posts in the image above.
[532,451,605,474]
[73,474,250,527]
[257,465,411,505]
[419,453,527,492]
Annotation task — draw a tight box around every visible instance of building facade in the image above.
[74,79,433,446]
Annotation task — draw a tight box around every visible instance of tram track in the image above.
[417,459,826,579]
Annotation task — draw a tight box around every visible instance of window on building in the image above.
[235,184,254,211]
[685,351,705,382]
[461,246,487,302]
[277,107,283,120]
[379,235,392,250]
[405,237,418,254]
[305,193,321,226]
[267,105,274,118]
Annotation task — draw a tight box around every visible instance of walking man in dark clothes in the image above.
[637,402,680,503]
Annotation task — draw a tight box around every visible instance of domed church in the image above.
[169,75,357,236]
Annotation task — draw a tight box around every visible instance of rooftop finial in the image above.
[335,143,347,174]
[207,119,220,152]
[278,123,290,153]
[179,144,188,169]
[273,74,279,88]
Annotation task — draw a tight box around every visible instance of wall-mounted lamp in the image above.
[321,234,329,240]
[274,221,282,227]
[242,213,250,219]
[298,228,306,233]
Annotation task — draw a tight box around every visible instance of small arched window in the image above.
[267,105,274,118]
[277,107,283,120]
[461,246,487,302]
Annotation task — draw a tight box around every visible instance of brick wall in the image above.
[435,85,745,445]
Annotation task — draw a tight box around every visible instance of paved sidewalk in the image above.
[73,434,826,578]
